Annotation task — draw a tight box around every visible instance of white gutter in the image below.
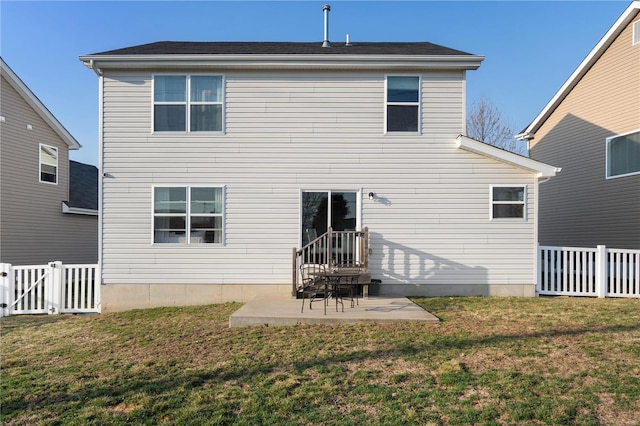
[455,135,561,179]
[80,54,485,71]
[515,131,534,141]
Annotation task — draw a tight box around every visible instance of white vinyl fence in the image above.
[538,245,640,298]
[0,261,100,317]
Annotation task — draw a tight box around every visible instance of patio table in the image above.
[324,270,362,310]
[306,270,361,312]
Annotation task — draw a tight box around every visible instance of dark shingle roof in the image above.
[69,161,98,211]
[91,41,473,56]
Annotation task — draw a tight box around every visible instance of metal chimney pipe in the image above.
[322,4,331,47]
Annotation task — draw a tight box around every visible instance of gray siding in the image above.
[530,12,640,249]
[101,70,539,292]
[0,74,97,264]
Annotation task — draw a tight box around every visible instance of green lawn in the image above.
[2,297,639,425]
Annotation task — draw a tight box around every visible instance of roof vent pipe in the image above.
[322,4,331,47]
[345,34,351,46]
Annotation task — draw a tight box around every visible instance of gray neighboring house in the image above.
[521,2,640,250]
[81,38,559,312]
[0,57,98,265]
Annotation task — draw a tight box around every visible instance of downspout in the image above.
[88,60,103,77]
[516,131,535,157]
[533,177,541,297]
[533,168,561,296]
[538,177,552,184]
[97,70,104,297]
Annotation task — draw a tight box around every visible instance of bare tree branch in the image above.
[467,96,523,154]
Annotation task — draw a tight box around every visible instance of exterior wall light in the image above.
[368,192,375,200]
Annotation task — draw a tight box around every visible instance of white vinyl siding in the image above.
[101,70,537,290]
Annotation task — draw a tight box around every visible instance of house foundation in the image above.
[100,282,536,313]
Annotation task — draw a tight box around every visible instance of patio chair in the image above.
[299,263,330,314]
[332,262,362,308]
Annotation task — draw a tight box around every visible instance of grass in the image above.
[2,297,640,425]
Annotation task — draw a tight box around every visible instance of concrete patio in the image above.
[229,295,440,327]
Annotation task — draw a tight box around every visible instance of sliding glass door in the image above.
[301,191,358,246]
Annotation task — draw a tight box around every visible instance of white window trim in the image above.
[490,184,527,221]
[152,74,226,134]
[151,184,226,246]
[39,143,58,185]
[633,20,640,46]
[384,74,422,135]
[606,128,640,179]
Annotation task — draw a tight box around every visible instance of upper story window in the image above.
[491,185,526,220]
[153,75,223,132]
[153,186,225,244]
[39,143,58,184]
[606,130,640,179]
[633,20,640,45]
[386,76,420,133]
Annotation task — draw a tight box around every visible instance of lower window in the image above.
[153,186,224,244]
[491,185,526,220]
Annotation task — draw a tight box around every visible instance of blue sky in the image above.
[1,1,628,166]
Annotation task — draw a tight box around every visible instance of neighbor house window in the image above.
[606,130,640,178]
[153,75,223,132]
[39,144,58,184]
[491,185,526,220]
[153,186,224,244]
[386,76,420,132]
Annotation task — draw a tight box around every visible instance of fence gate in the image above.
[0,262,100,317]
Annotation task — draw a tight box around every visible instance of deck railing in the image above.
[292,227,368,295]
[538,245,640,298]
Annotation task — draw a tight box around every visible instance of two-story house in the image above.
[0,58,98,265]
[81,37,558,312]
[521,1,639,250]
